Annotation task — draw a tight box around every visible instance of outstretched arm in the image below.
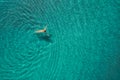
[43,25,47,31]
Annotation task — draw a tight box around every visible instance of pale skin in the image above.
[35,26,47,33]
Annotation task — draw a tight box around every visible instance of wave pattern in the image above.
[0,1,54,79]
[0,0,120,80]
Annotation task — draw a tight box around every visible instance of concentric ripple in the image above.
[0,1,53,79]
[0,0,120,80]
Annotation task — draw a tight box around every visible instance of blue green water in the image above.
[0,0,120,80]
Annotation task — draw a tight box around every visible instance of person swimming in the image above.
[35,26,47,33]
[35,26,50,36]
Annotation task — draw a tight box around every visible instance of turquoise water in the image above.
[0,0,120,80]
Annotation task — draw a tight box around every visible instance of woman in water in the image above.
[35,26,50,36]
[35,26,47,33]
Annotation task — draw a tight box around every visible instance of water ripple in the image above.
[0,1,53,79]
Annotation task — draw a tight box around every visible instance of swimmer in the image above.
[35,26,47,33]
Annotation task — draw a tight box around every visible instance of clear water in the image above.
[0,0,120,80]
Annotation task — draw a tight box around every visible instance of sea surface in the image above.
[0,0,120,80]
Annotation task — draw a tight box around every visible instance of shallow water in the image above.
[0,0,120,80]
